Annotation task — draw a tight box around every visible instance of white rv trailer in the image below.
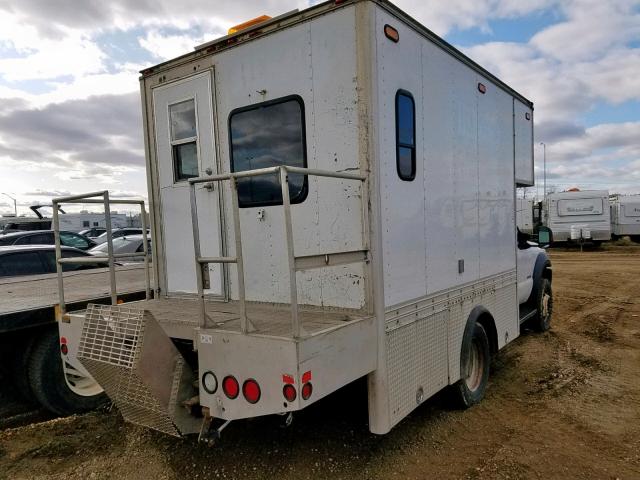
[516,197,535,234]
[57,0,552,439]
[610,195,640,241]
[544,190,611,243]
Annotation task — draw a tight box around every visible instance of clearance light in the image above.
[478,83,487,94]
[228,15,272,35]
[202,371,218,394]
[222,375,239,399]
[60,344,68,355]
[384,24,399,43]
[301,382,313,400]
[242,379,261,404]
[283,384,297,402]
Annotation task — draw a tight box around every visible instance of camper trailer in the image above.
[56,0,551,439]
[610,194,640,242]
[516,198,535,234]
[544,190,611,244]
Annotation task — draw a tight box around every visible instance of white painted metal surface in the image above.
[610,195,640,237]
[545,190,611,242]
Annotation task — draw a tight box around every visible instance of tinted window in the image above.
[0,252,46,277]
[396,90,416,181]
[17,233,53,245]
[230,96,307,208]
[170,99,199,181]
[60,232,90,250]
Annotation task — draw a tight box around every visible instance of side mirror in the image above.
[536,226,553,248]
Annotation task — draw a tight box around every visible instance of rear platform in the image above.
[139,296,369,339]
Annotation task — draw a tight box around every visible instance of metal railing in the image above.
[189,165,368,338]
[52,191,151,317]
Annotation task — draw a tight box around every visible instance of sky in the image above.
[0,0,638,215]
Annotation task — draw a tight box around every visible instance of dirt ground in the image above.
[1,247,639,480]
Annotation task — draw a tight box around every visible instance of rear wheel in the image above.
[28,328,108,416]
[532,278,553,332]
[450,322,490,408]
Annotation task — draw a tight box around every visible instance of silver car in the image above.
[88,234,151,261]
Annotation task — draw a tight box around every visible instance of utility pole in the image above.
[539,142,546,200]
[1,192,17,217]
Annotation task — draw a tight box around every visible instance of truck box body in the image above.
[610,195,640,237]
[544,190,611,242]
[64,0,535,437]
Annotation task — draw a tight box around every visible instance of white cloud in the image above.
[139,30,206,61]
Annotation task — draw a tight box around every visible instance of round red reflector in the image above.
[242,379,261,404]
[222,375,239,399]
[60,344,68,355]
[60,337,68,344]
[283,384,297,402]
[301,382,313,400]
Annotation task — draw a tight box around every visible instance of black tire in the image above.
[8,336,38,404]
[449,322,491,409]
[532,278,553,332]
[28,327,108,416]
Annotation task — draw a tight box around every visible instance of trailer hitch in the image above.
[198,409,232,445]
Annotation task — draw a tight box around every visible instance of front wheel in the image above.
[449,322,490,408]
[532,278,553,332]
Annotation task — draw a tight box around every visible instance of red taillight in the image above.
[60,344,68,355]
[283,384,297,402]
[301,382,313,400]
[222,375,239,399]
[242,379,261,404]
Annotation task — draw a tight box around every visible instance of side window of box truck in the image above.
[396,90,416,181]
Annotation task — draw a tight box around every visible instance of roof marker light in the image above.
[384,25,399,43]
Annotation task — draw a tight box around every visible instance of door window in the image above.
[0,252,45,277]
[229,96,307,208]
[169,99,199,181]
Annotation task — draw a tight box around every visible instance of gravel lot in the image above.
[1,246,639,480]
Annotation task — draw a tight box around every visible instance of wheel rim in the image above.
[63,361,104,397]
[465,339,484,392]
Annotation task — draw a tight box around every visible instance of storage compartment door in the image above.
[153,72,224,297]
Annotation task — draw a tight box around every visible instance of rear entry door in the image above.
[153,71,225,297]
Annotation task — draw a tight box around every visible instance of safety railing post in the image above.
[140,201,151,300]
[103,191,118,305]
[279,167,300,338]
[230,176,249,333]
[52,200,66,316]
[189,182,207,328]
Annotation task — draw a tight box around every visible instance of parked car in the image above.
[0,245,109,277]
[89,234,151,261]
[0,230,96,250]
[93,228,149,244]
[78,227,106,239]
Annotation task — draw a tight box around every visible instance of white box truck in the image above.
[610,194,640,242]
[544,190,611,244]
[55,0,552,440]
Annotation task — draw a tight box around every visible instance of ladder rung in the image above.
[197,256,237,264]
